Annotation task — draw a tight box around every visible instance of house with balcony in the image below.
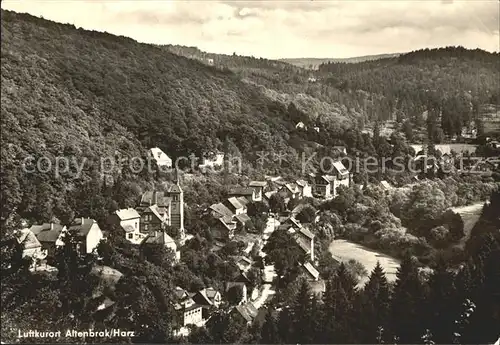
[173,287,204,328]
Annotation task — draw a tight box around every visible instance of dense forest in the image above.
[319,47,500,134]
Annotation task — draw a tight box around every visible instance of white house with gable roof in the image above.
[149,147,172,168]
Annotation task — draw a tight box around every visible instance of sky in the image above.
[2,0,499,59]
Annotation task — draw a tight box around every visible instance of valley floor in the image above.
[329,239,400,288]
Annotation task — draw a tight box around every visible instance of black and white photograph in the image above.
[0,0,499,344]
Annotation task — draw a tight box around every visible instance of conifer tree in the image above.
[390,255,426,343]
[261,308,280,344]
[360,261,391,343]
[292,278,314,344]
[425,258,457,344]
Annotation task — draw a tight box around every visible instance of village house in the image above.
[311,161,350,199]
[333,146,348,155]
[199,151,225,171]
[330,161,351,196]
[295,179,312,198]
[228,187,257,202]
[148,147,172,168]
[137,175,185,240]
[263,191,277,203]
[312,174,336,199]
[191,287,222,309]
[235,256,253,272]
[29,223,66,258]
[141,231,180,262]
[230,303,259,325]
[234,213,252,230]
[67,217,104,255]
[173,287,204,328]
[380,180,392,191]
[226,271,251,304]
[210,202,234,219]
[190,287,222,320]
[277,183,300,203]
[212,216,237,241]
[139,204,169,234]
[248,181,267,201]
[294,226,315,262]
[295,121,307,130]
[107,208,144,245]
[14,228,45,259]
[301,261,320,281]
[224,197,247,215]
[277,217,302,233]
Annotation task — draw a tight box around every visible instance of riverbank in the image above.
[329,239,400,288]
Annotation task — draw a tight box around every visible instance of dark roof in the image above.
[29,223,65,243]
[229,187,254,196]
[15,229,42,250]
[205,287,220,299]
[68,218,99,237]
[235,213,251,224]
[233,303,258,323]
[191,290,212,306]
[209,203,234,218]
[303,262,320,280]
[299,227,315,240]
[295,236,311,254]
[142,231,175,245]
[226,281,246,291]
[143,205,166,222]
[139,191,172,208]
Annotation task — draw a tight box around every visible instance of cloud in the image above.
[2,0,498,58]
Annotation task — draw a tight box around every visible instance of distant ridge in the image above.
[280,53,403,69]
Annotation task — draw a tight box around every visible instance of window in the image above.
[127,233,133,239]
[145,224,149,231]
[173,195,178,201]
[135,222,138,229]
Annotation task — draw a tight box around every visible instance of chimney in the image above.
[81,217,85,224]
[50,223,54,230]
[153,191,157,205]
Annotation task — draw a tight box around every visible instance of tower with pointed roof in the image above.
[167,168,185,239]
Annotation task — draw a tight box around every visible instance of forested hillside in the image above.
[280,53,402,69]
[319,47,500,135]
[0,10,347,226]
[161,44,366,125]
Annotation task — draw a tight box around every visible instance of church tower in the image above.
[167,168,185,240]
